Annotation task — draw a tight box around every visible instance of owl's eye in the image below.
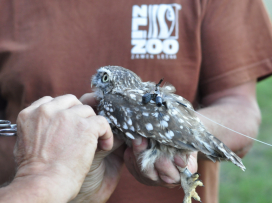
[102,73,109,83]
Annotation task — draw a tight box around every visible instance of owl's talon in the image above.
[190,173,199,181]
[179,168,202,203]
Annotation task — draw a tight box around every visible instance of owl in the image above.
[91,66,245,203]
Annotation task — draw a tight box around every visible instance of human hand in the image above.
[71,93,125,203]
[14,95,113,202]
[124,137,198,188]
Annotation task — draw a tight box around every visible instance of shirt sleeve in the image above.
[199,0,272,97]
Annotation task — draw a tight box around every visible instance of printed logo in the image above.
[131,4,181,60]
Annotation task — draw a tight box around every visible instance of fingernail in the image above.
[134,136,142,146]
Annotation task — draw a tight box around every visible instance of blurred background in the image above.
[219,1,272,202]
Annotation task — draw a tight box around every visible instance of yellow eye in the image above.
[102,73,109,82]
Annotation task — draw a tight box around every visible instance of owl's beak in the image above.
[90,75,97,88]
[91,79,96,88]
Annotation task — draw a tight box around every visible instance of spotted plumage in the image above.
[91,66,245,203]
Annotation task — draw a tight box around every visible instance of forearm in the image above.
[198,93,261,157]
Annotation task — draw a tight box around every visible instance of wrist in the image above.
[0,175,65,203]
[10,162,82,202]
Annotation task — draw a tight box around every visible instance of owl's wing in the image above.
[164,91,245,169]
[100,87,245,170]
[101,88,202,152]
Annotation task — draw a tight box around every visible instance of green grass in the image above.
[264,0,272,18]
[219,2,272,202]
[220,77,272,203]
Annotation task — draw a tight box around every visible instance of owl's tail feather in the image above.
[205,133,246,171]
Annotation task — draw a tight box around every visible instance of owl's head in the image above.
[91,66,143,94]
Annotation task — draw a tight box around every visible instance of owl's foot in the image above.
[177,167,203,203]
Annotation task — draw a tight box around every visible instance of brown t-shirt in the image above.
[0,0,272,202]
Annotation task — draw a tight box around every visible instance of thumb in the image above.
[80,93,98,107]
[92,136,124,168]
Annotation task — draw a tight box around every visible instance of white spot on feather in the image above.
[145,123,153,131]
[130,126,135,131]
[178,96,183,101]
[178,118,184,123]
[151,112,159,117]
[180,126,183,129]
[109,115,117,125]
[160,120,168,128]
[171,109,178,115]
[127,118,132,125]
[165,130,174,139]
[142,112,149,116]
[163,115,170,121]
[138,131,147,137]
[106,117,111,124]
[98,110,105,116]
[126,132,135,139]
[135,90,144,94]
[123,122,128,129]
[130,94,136,100]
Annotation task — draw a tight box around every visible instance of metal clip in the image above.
[0,120,17,136]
